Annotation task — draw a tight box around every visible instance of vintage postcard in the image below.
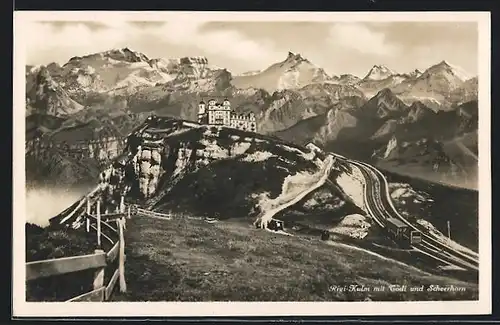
[13,11,491,317]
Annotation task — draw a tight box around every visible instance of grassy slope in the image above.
[25,223,118,302]
[112,215,477,302]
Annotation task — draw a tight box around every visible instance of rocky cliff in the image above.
[25,125,127,187]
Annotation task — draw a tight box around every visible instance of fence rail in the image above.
[26,252,107,281]
[26,195,129,302]
[135,207,172,220]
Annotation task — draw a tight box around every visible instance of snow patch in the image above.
[164,128,191,138]
[172,148,193,178]
[389,183,430,202]
[280,144,316,161]
[330,214,371,239]
[303,190,333,209]
[182,121,201,128]
[29,65,43,74]
[199,139,250,159]
[277,69,300,90]
[443,60,472,82]
[265,228,294,236]
[127,61,151,70]
[86,66,96,74]
[238,69,262,77]
[199,139,228,159]
[242,151,276,163]
[335,166,366,212]
[302,190,345,211]
[231,142,251,156]
[255,156,335,228]
[383,137,398,159]
[391,188,409,200]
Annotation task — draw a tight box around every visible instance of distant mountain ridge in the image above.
[25,48,478,189]
[25,47,224,116]
[390,60,477,110]
[275,96,478,189]
[26,48,477,117]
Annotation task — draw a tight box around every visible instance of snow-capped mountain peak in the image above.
[363,64,397,81]
[285,51,308,63]
[423,60,472,82]
[231,51,333,93]
[65,47,151,66]
[101,47,150,63]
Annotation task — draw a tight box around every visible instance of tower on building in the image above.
[198,100,206,124]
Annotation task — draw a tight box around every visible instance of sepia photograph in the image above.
[13,11,491,317]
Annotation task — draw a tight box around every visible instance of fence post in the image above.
[86,197,91,214]
[118,217,127,293]
[97,200,101,248]
[120,196,125,213]
[93,249,105,301]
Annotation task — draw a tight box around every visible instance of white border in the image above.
[12,11,492,317]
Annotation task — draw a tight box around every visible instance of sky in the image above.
[23,20,478,78]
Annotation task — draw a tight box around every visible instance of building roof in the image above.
[386,217,407,228]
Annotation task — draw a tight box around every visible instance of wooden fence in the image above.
[134,206,172,220]
[26,196,130,302]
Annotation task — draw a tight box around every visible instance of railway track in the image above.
[326,151,479,272]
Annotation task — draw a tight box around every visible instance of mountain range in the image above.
[25,48,479,189]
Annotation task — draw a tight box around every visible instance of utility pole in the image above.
[447,220,451,241]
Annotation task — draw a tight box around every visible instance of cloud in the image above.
[24,20,280,69]
[328,23,400,56]
[24,21,130,64]
[158,20,280,64]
